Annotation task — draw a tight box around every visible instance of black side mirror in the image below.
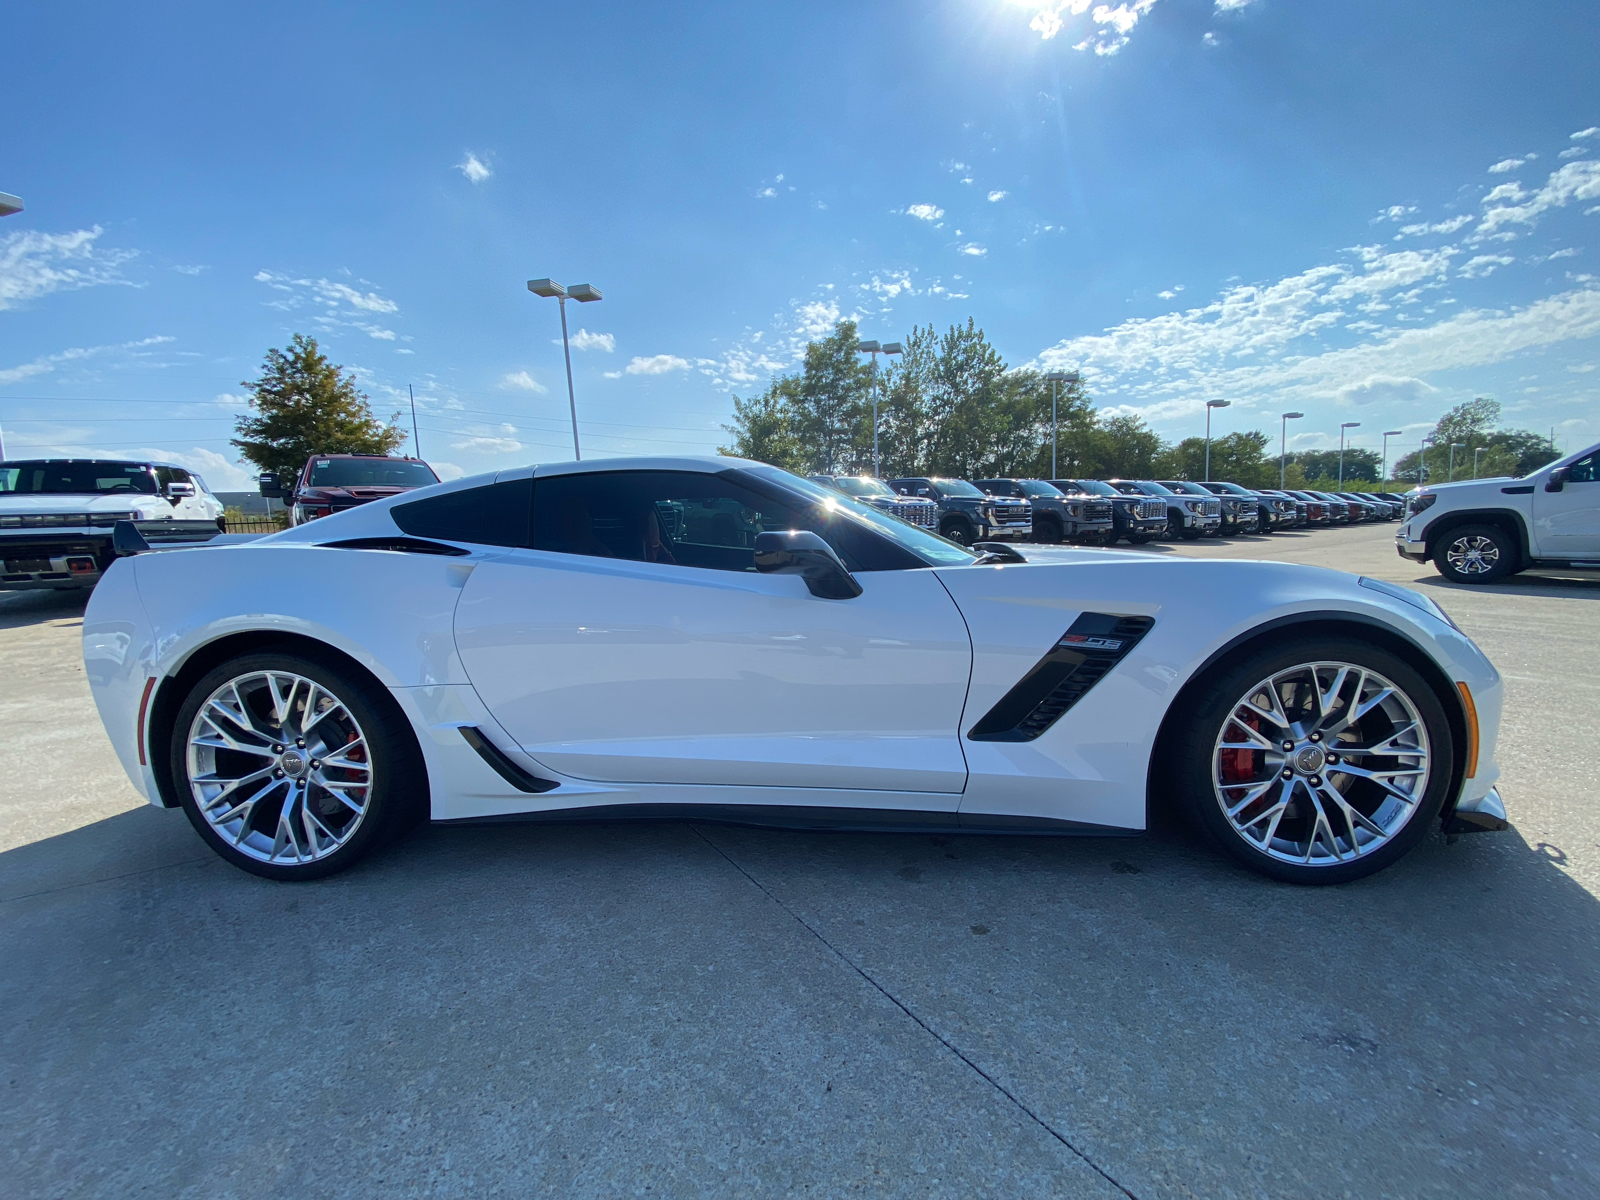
[258,472,283,499]
[754,530,862,599]
[1545,467,1568,493]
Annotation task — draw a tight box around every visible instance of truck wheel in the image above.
[1126,533,1155,545]
[941,518,976,546]
[1033,514,1064,544]
[1434,524,1517,584]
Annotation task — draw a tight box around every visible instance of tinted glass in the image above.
[531,469,936,574]
[392,479,532,547]
[1159,481,1211,496]
[932,478,984,498]
[1056,478,1117,496]
[0,460,158,494]
[830,476,896,498]
[1016,480,1062,497]
[307,458,439,488]
[1566,453,1596,483]
[748,468,980,567]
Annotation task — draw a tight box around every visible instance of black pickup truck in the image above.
[973,478,1114,544]
[1048,479,1167,545]
[887,477,1032,545]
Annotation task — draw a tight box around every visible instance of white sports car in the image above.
[83,456,1509,885]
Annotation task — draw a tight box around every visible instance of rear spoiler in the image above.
[113,520,269,556]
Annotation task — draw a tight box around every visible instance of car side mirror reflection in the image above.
[1545,468,1568,493]
[754,530,863,599]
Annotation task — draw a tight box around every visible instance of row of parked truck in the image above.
[809,473,1406,547]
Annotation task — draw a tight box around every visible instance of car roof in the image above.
[306,453,429,461]
[0,456,184,470]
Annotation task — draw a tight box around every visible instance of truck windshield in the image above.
[0,460,158,494]
[1058,479,1117,496]
[307,459,439,488]
[829,476,896,499]
[1016,480,1063,497]
[1160,481,1212,496]
[932,479,985,498]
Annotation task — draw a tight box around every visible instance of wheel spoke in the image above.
[1225,778,1278,819]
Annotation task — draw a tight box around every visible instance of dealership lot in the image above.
[3,525,1597,1199]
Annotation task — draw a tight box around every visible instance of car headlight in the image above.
[1358,576,1459,630]
[1406,493,1437,518]
[978,502,995,519]
[1183,498,1201,511]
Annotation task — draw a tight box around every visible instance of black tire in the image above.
[1433,523,1517,584]
[170,651,426,881]
[1126,533,1155,545]
[1033,514,1064,544]
[1165,635,1454,885]
[941,518,976,546]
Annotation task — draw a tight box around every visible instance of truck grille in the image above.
[893,501,936,528]
[1081,502,1113,521]
[1202,500,1221,517]
[991,502,1030,524]
[1135,499,1164,520]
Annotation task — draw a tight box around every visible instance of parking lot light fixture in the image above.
[1045,370,1080,478]
[1381,430,1403,484]
[1449,442,1465,481]
[0,192,22,217]
[1473,446,1486,478]
[1421,436,1436,485]
[1279,412,1304,488]
[857,341,901,477]
[1338,421,1361,487]
[1204,399,1231,482]
[528,278,602,459]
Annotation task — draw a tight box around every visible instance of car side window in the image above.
[1566,454,1596,483]
[531,470,924,574]
[392,478,532,547]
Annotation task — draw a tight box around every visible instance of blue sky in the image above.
[3,0,1597,488]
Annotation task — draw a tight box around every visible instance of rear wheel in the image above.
[1434,523,1517,584]
[171,651,425,880]
[1169,637,1452,884]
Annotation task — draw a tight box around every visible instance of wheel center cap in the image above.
[1292,745,1326,775]
[279,751,307,778]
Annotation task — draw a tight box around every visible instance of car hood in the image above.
[0,493,168,514]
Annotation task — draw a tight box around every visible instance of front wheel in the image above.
[1126,533,1155,545]
[1169,637,1453,884]
[171,651,426,880]
[940,519,976,547]
[1434,523,1517,584]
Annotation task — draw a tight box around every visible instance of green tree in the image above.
[1286,448,1382,485]
[232,334,406,480]
[1155,431,1275,486]
[1076,414,1164,479]
[721,381,806,471]
[1391,398,1559,482]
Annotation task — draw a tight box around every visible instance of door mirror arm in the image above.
[1545,468,1568,493]
[754,531,863,599]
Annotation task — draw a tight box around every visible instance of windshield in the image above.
[307,458,439,488]
[1160,481,1212,496]
[1058,478,1116,496]
[745,466,979,566]
[829,476,896,499]
[0,460,158,495]
[1016,480,1063,497]
[931,478,985,498]
[1115,480,1173,496]
[1205,482,1253,495]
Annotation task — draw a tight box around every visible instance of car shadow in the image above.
[0,588,90,632]
[1411,572,1600,600]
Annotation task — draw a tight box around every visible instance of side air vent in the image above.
[320,536,471,557]
[459,726,561,793]
[967,613,1154,742]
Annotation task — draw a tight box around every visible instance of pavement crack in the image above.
[690,824,1140,1200]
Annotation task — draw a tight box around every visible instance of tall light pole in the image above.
[1448,442,1464,481]
[408,385,421,458]
[1204,400,1231,482]
[857,340,902,477]
[1338,421,1361,487]
[1473,446,1485,478]
[1421,436,1435,485]
[528,278,603,460]
[1045,370,1081,479]
[1380,430,1403,485]
[1280,412,1304,487]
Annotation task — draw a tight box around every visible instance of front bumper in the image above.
[1,532,113,590]
[1444,786,1508,836]
[979,522,1032,541]
[1395,532,1428,562]
[1067,517,1115,542]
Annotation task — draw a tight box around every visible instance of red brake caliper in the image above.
[1219,711,1261,784]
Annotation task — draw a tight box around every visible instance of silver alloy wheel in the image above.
[1445,534,1500,576]
[186,670,374,865]
[1211,661,1431,867]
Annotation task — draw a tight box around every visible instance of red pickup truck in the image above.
[259,453,440,526]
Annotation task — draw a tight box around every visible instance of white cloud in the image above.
[906,204,944,221]
[624,354,690,375]
[1459,254,1515,278]
[958,242,988,257]
[499,370,548,393]
[1560,147,1588,160]
[860,271,918,301]
[430,461,466,481]
[0,335,175,385]
[1541,248,1581,261]
[1372,205,1418,224]
[1201,30,1220,46]
[253,271,403,341]
[1214,0,1255,9]
[602,370,623,379]
[1488,158,1526,174]
[452,436,521,453]
[1572,127,1600,141]
[563,329,615,352]
[456,153,492,184]
[1011,0,1159,56]
[757,187,777,198]
[172,264,208,276]
[1477,160,1600,235]
[987,190,1009,202]
[0,226,138,311]
[1395,214,1472,238]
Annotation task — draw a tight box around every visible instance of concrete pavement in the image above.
[3,526,1597,1198]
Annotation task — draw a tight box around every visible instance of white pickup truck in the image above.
[1395,440,1600,583]
[0,458,225,591]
